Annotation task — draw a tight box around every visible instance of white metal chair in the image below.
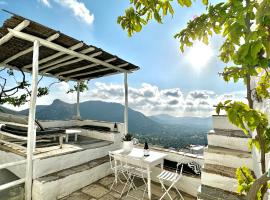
[109,152,135,197]
[126,156,148,200]
[157,161,185,200]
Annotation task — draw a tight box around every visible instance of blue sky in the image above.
[0,0,245,116]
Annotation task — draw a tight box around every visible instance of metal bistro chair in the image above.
[157,158,185,200]
[126,156,148,200]
[109,152,135,197]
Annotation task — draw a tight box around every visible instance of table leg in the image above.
[147,166,151,200]
[65,134,69,143]
[74,133,78,142]
[161,161,164,170]
[114,159,118,184]
[59,136,63,149]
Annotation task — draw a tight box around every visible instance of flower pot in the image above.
[122,141,133,152]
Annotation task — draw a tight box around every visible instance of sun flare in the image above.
[185,42,213,70]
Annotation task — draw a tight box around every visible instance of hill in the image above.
[1,99,211,149]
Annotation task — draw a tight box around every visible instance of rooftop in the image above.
[0,10,139,81]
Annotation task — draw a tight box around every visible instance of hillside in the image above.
[19,99,165,135]
[1,99,211,149]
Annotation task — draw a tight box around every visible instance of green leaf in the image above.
[183,0,192,7]
[202,0,208,5]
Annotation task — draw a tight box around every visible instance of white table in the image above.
[65,129,81,143]
[112,148,167,199]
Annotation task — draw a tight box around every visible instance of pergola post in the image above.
[25,40,39,200]
[124,72,128,135]
[76,81,81,119]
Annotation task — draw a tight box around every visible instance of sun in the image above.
[185,42,213,70]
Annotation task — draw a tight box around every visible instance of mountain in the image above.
[18,99,164,135]
[1,99,211,149]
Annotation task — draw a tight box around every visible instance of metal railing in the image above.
[0,160,26,192]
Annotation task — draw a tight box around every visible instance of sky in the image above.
[0,0,246,117]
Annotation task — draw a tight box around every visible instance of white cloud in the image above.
[39,0,51,7]
[39,0,94,26]
[4,81,245,118]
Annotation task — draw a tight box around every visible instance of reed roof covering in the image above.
[0,11,139,81]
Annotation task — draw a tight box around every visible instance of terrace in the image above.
[0,11,203,200]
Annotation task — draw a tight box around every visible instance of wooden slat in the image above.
[9,29,129,73]
[39,47,96,71]
[0,20,30,46]
[2,33,60,64]
[56,57,117,76]
[22,42,84,69]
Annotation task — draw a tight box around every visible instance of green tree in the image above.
[118,0,270,199]
[0,67,88,107]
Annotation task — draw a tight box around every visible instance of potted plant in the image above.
[122,133,133,152]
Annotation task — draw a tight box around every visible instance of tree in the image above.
[118,0,270,199]
[0,67,88,108]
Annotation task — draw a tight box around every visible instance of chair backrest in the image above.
[176,156,186,175]
[108,151,115,170]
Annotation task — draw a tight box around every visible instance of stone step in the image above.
[197,185,245,200]
[32,156,111,200]
[202,163,238,179]
[204,146,252,169]
[208,129,250,152]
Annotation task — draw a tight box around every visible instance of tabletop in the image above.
[112,147,167,166]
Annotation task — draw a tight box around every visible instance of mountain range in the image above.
[0,99,212,149]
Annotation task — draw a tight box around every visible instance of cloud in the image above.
[4,81,245,117]
[39,0,51,7]
[39,0,94,26]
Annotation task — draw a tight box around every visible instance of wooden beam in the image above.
[25,40,39,200]
[41,50,101,73]
[76,81,81,119]
[0,62,78,82]
[39,47,95,71]
[0,20,30,46]
[69,63,129,78]
[22,42,84,69]
[2,33,60,64]
[124,72,128,135]
[79,70,126,81]
[9,29,129,73]
[56,57,117,76]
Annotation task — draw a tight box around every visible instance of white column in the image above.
[76,81,81,119]
[25,40,39,200]
[124,72,128,135]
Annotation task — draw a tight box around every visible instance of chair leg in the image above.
[126,175,136,198]
[174,185,184,200]
[159,181,174,200]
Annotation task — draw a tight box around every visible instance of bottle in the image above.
[113,123,118,132]
[144,141,150,157]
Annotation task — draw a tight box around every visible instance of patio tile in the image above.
[110,191,122,199]
[98,176,115,186]
[99,194,117,200]
[60,191,90,200]
[81,184,109,198]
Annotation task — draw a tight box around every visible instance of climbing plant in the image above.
[119,0,270,199]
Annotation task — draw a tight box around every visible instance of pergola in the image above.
[0,11,139,200]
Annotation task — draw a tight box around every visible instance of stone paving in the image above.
[60,174,196,200]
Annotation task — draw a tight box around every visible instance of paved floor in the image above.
[60,174,196,200]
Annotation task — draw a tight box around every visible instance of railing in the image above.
[0,122,29,194]
[0,160,26,192]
